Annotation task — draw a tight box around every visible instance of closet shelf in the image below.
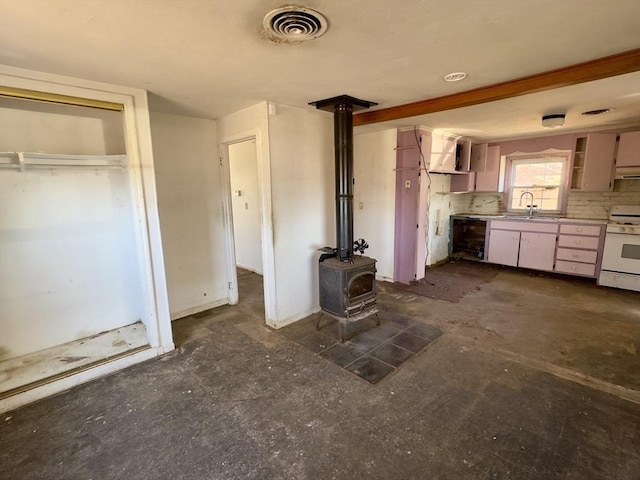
[0,152,127,170]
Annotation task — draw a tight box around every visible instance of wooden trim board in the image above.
[354,49,640,126]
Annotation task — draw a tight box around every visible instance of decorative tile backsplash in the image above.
[449,180,639,219]
[566,180,640,219]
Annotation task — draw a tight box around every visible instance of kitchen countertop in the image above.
[451,214,607,224]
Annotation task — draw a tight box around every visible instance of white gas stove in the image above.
[598,205,640,292]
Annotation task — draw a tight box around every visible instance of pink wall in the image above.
[491,133,578,156]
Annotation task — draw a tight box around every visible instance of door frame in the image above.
[219,129,277,326]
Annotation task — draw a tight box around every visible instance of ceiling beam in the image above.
[353,48,640,126]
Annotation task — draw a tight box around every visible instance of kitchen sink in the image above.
[497,215,560,221]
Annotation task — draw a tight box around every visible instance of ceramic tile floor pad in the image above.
[279,311,442,383]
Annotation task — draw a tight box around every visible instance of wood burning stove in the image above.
[319,256,377,319]
[310,95,379,342]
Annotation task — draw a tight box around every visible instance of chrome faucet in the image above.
[519,191,537,218]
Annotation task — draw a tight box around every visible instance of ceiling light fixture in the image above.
[443,72,467,82]
[263,5,328,43]
[541,114,566,128]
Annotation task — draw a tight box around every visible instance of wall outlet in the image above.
[233,190,242,196]
[359,201,364,210]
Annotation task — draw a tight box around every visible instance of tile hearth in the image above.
[280,311,442,384]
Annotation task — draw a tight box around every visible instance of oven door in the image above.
[601,233,640,274]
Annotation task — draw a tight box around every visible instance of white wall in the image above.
[0,96,125,154]
[353,128,397,281]
[150,112,228,319]
[0,159,145,359]
[229,139,263,274]
[267,103,334,326]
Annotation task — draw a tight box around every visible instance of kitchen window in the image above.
[505,150,570,214]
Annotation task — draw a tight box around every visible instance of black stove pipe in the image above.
[334,103,354,261]
[310,95,377,262]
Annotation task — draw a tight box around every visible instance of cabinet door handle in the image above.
[576,227,583,232]
[574,240,581,245]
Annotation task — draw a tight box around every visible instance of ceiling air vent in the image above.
[263,5,328,43]
[581,108,611,116]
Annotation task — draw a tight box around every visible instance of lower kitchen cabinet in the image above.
[450,217,488,260]
[485,219,605,278]
[487,229,519,266]
[554,223,605,278]
[487,220,558,271]
[518,232,557,271]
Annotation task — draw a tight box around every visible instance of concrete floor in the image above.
[1,264,639,479]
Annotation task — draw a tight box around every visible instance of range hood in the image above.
[615,166,640,179]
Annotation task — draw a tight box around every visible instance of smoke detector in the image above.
[541,114,565,128]
[263,5,328,43]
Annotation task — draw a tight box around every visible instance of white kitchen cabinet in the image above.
[571,133,616,191]
[487,220,558,271]
[616,131,640,167]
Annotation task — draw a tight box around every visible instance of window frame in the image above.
[503,149,572,215]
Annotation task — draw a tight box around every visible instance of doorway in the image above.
[228,139,263,276]
[226,138,267,317]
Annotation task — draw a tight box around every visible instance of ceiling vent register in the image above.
[263,5,328,43]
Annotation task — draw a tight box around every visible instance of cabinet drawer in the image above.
[490,220,558,233]
[555,260,596,277]
[557,235,599,250]
[559,224,602,236]
[556,248,597,264]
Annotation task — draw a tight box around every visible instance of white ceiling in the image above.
[1,0,639,142]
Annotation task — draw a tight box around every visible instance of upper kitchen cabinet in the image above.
[571,133,616,191]
[450,172,476,192]
[451,143,501,193]
[429,132,458,173]
[457,139,472,172]
[472,144,501,192]
[616,131,640,167]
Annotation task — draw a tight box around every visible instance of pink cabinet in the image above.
[451,143,501,193]
[519,232,556,271]
[475,146,501,192]
[616,131,640,167]
[429,133,458,172]
[450,172,476,193]
[571,133,616,191]
[487,220,558,271]
[554,223,605,278]
[487,229,520,266]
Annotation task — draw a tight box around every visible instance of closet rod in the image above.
[0,86,124,111]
